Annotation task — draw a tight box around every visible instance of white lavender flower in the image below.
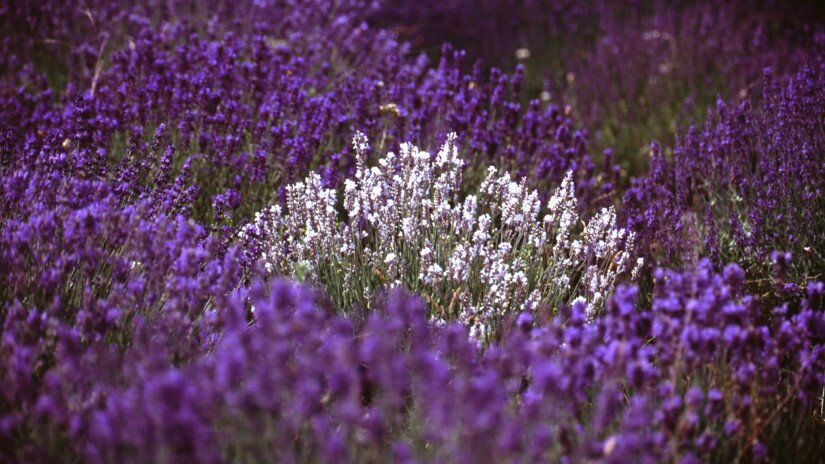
[241,132,640,339]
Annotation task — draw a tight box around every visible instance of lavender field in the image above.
[1,0,824,462]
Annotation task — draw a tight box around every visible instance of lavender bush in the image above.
[241,133,641,338]
[624,59,825,296]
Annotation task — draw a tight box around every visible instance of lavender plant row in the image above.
[3,262,824,462]
[2,0,612,237]
[624,58,825,291]
[379,0,825,174]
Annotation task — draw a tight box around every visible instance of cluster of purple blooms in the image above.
[2,0,609,233]
[5,260,825,462]
[624,60,825,285]
[2,0,825,462]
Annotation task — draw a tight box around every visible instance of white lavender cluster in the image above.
[239,133,642,338]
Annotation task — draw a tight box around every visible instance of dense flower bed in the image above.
[624,60,825,288]
[1,0,824,462]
